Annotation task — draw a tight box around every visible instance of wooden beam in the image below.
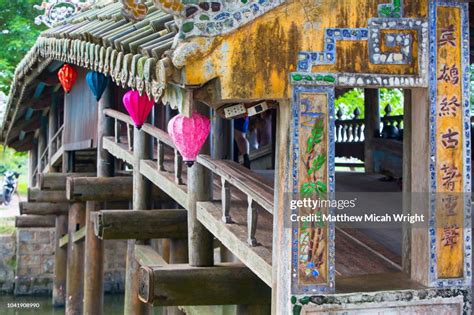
[59,234,69,248]
[65,176,169,202]
[92,209,188,240]
[19,202,68,215]
[72,226,86,243]
[138,263,271,306]
[28,188,68,203]
[38,172,96,190]
[15,215,55,228]
[135,245,168,266]
[66,176,132,202]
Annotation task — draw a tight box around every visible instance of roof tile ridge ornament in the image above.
[120,0,149,22]
[153,0,286,39]
[34,0,96,28]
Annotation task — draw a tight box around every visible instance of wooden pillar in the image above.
[83,201,103,315]
[48,101,58,171]
[409,88,430,286]
[53,214,68,307]
[402,89,412,276]
[83,79,113,315]
[272,99,292,315]
[363,89,380,173]
[37,117,47,173]
[65,202,86,315]
[211,109,233,160]
[28,146,38,187]
[124,125,152,315]
[188,102,213,267]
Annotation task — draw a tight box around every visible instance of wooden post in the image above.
[211,109,233,160]
[53,214,68,307]
[48,101,58,172]
[188,102,213,267]
[402,89,412,276]
[66,202,86,315]
[28,148,37,187]
[124,126,152,315]
[272,99,294,315]
[37,117,47,173]
[363,89,380,174]
[84,83,113,315]
[409,88,430,285]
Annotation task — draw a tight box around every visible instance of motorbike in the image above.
[2,171,19,206]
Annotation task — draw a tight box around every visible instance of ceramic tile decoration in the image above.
[291,86,335,295]
[294,16,429,88]
[152,0,285,38]
[34,0,94,27]
[428,0,471,288]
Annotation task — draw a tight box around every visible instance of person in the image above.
[233,117,251,168]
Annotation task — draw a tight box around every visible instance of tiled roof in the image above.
[1,0,176,143]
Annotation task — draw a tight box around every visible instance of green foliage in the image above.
[335,88,404,119]
[0,0,46,93]
[0,217,15,234]
[470,65,474,113]
[0,145,28,175]
[306,119,324,153]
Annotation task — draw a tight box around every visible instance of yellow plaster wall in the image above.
[181,0,428,101]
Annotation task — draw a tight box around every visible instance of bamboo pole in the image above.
[65,202,86,315]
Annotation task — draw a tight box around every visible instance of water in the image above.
[0,294,124,314]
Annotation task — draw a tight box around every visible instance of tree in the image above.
[0,0,45,94]
[335,88,404,119]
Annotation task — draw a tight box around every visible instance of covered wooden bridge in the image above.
[1,0,472,314]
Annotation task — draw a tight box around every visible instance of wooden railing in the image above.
[335,108,364,144]
[103,109,273,247]
[141,123,184,185]
[197,155,274,247]
[104,109,135,152]
[40,124,64,172]
[335,105,404,162]
[51,125,64,157]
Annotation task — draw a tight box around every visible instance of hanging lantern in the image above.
[86,71,109,101]
[122,90,154,129]
[167,112,210,167]
[58,64,77,93]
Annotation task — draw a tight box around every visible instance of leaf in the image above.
[316,181,327,194]
[312,154,327,171]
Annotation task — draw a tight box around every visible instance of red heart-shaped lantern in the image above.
[58,64,77,93]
